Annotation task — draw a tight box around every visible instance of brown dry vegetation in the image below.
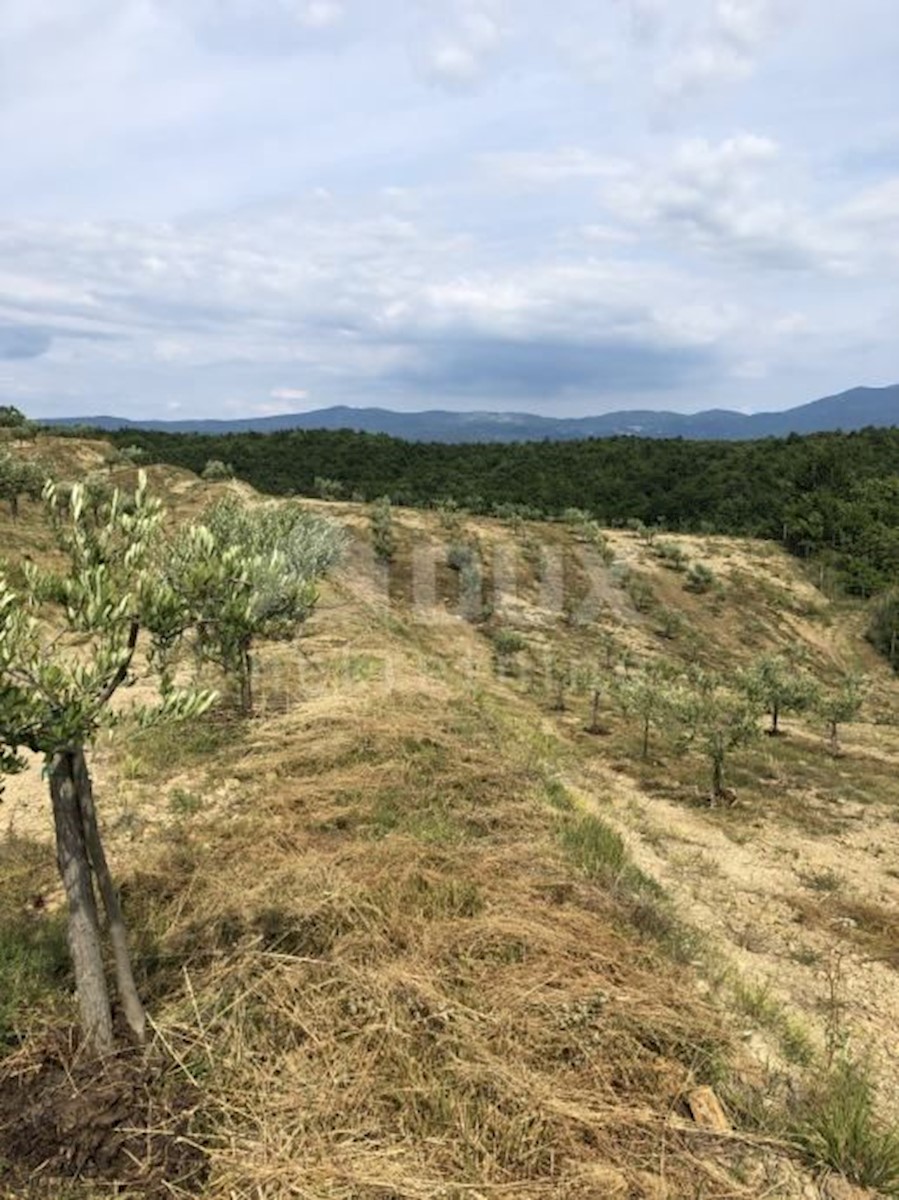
[2,437,898,1198]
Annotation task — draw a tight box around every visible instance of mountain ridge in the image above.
[35,382,899,443]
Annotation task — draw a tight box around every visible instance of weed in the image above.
[544,778,575,812]
[560,813,627,882]
[124,712,244,779]
[169,787,204,817]
[791,945,822,967]
[732,978,814,1066]
[791,1058,899,1193]
[800,868,843,893]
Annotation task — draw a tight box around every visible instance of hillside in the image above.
[36,382,899,441]
[2,437,899,1198]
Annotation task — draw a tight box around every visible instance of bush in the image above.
[314,476,344,501]
[654,607,684,640]
[654,540,689,571]
[370,496,396,563]
[447,541,477,572]
[626,574,657,614]
[491,628,526,658]
[201,459,235,482]
[867,591,899,671]
[684,562,716,593]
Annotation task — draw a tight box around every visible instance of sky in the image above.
[0,0,897,421]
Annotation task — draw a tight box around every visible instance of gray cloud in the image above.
[0,324,52,360]
[389,335,714,398]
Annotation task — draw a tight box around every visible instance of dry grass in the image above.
[8,445,898,1197]
[105,682,771,1199]
[792,893,899,969]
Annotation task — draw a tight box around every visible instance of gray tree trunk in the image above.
[73,748,146,1043]
[239,639,254,715]
[711,753,725,797]
[49,750,114,1055]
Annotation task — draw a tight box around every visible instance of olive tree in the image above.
[741,652,818,736]
[370,496,396,563]
[675,673,761,802]
[0,450,48,518]
[164,497,345,715]
[615,664,676,761]
[817,674,866,755]
[0,475,213,1055]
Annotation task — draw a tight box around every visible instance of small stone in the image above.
[687,1085,731,1133]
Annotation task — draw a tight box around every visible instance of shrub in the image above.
[447,541,477,572]
[867,591,899,671]
[626,573,657,614]
[654,540,688,571]
[492,628,526,659]
[684,562,716,593]
[370,496,396,563]
[314,476,344,501]
[201,459,234,481]
[654,607,684,640]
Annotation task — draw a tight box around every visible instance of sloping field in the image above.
[1,438,896,1199]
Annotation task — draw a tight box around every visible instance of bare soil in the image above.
[0,1033,208,1198]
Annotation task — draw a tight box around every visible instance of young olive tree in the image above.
[165,497,345,715]
[675,673,761,802]
[0,450,48,518]
[0,475,213,1055]
[741,652,818,736]
[370,496,396,563]
[615,665,676,761]
[817,674,866,755]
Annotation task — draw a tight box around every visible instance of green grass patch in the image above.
[791,1059,899,1194]
[558,813,698,963]
[122,712,246,780]
[732,978,815,1066]
[0,838,70,1051]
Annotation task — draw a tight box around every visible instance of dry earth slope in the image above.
[0,437,896,1199]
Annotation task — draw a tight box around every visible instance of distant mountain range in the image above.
[37,383,899,443]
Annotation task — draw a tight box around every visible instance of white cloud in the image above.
[657,0,799,98]
[599,134,859,273]
[299,1,344,29]
[483,147,629,186]
[271,386,310,400]
[418,1,506,87]
[0,0,894,416]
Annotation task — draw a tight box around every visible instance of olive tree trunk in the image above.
[73,748,146,1043]
[588,688,603,734]
[711,751,725,798]
[238,638,254,716]
[49,750,114,1056]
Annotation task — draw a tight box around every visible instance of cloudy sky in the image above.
[1,0,897,420]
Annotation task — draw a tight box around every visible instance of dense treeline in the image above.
[58,423,899,596]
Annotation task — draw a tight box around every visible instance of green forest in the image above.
[90,423,899,598]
